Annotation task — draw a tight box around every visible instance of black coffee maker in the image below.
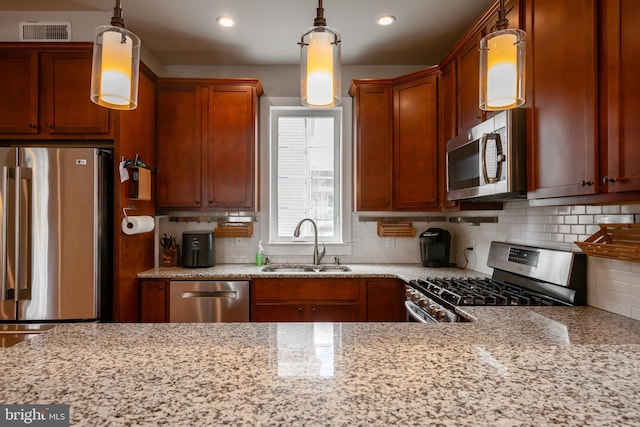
[420,228,451,268]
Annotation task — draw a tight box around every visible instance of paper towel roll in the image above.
[121,215,155,235]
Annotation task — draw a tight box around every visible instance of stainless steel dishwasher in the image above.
[169,281,249,322]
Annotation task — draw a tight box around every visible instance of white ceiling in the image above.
[2,0,494,67]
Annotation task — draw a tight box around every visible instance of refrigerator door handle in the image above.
[1,166,13,302]
[15,167,32,301]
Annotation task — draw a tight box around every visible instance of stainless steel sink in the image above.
[261,264,351,273]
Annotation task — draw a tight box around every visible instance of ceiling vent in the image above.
[19,22,72,42]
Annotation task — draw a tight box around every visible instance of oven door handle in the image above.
[405,300,437,323]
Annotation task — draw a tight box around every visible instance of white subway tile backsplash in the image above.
[571,206,586,215]
[586,206,602,214]
[448,203,640,321]
[602,205,621,214]
[565,215,578,225]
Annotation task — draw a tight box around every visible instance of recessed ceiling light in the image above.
[216,16,236,27]
[377,15,396,26]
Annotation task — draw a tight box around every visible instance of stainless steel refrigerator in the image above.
[0,147,112,323]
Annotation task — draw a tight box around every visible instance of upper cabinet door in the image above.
[393,74,438,209]
[352,83,393,211]
[155,83,204,209]
[205,85,256,209]
[457,34,483,134]
[601,0,640,193]
[0,51,38,133]
[526,0,598,199]
[40,52,111,135]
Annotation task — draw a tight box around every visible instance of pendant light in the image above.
[479,0,525,111]
[299,0,341,108]
[90,0,141,110]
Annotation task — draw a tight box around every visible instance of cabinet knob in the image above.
[312,307,317,312]
[602,176,617,184]
[46,123,52,128]
[580,180,593,187]
[297,307,303,312]
[195,200,201,205]
[208,200,214,204]
[384,200,389,205]
[29,124,36,129]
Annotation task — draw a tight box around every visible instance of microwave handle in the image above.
[481,132,504,184]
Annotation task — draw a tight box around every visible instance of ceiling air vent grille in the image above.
[19,22,72,42]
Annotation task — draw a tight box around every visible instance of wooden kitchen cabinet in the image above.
[456,34,484,134]
[0,51,38,133]
[0,43,112,139]
[351,81,393,210]
[525,0,599,200]
[366,280,406,322]
[155,79,262,211]
[393,72,438,209]
[251,278,366,322]
[140,279,168,322]
[599,0,640,194]
[438,61,459,210]
[351,68,439,211]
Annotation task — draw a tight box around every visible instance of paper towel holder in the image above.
[122,206,136,229]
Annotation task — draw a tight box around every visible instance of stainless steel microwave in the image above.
[446,109,527,201]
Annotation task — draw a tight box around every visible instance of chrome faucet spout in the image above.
[293,218,326,265]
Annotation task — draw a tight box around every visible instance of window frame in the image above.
[269,106,343,244]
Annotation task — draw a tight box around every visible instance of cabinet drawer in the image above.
[252,279,363,301]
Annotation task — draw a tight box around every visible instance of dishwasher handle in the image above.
[180,290,238,299]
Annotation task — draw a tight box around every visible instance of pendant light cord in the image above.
[111,0,126,28]
[314,0,327,27]
[495,0,509,30]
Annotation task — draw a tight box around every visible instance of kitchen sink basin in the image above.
[261,264,351,273]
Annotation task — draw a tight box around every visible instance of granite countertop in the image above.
[2,307,640,426]
[137,263,485,282]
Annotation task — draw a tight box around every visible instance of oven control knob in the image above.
[418,298,430,308]
[438,310,450,321]
[411,293,422,302]
[429,304,440,316]
[405,289,414,299]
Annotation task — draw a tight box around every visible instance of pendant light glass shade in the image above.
[299,1,341,108]
[90,2,140,110]
[479,28,526,111]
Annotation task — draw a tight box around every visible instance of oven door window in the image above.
[448,140,480,191]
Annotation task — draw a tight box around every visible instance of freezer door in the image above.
[0,148,18,321]
[18,148,99,321]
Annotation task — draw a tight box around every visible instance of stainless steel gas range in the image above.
[406,241,587,323]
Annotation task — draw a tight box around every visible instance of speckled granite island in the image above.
[2,307,640,426]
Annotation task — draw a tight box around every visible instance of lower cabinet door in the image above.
[140,280,168,323]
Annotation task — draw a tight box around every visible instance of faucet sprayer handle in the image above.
[318,242,326,262]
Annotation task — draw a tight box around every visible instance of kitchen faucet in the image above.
[293,218,326,265]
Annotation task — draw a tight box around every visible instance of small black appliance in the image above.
[419,228,451,268]
[181,231,215,268]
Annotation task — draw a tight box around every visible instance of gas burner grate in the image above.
[417,277,561,307]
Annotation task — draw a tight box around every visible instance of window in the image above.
[270,107,342,243]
